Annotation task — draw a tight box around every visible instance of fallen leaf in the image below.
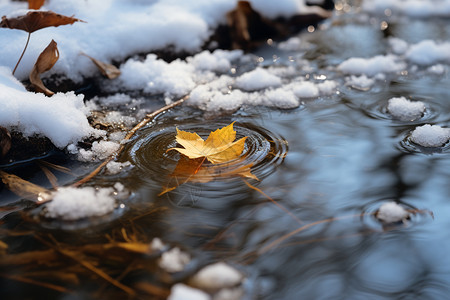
[0,11,83,33]
[0,126,12,159]
[168,122,247,164]
[28,0,45,10]
[161,123,257,195]
[0,170,52,202]
[29,39,59,96]
[81,52,121,79]
[0,11,83,75]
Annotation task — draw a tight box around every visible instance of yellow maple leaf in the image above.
[168,122,247,164]
[159,122,257,196]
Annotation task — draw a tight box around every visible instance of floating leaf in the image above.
[168,122,246,164]
[81,52,121,79]
[0,170,52,202]
[28,0,45,10]
[29,39,59,96]
[0,126,11,159]
[161,123,257,195]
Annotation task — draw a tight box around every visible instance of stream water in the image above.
[1,2,450,299]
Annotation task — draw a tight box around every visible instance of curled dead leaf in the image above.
[0,126,12,159]
[0,170,52,202]
[0,11,83,33]
[29,39,59,96]
[81,52,121,79]
[28,0,45,10]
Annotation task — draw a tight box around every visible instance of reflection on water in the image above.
[2,2,450,300]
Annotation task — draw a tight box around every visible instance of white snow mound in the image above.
[189,262,244,291]
[387,97,425,121]
[410,124,450,147]
[168,283,210,300]
[377,202,409,223]
[45,186,117,220]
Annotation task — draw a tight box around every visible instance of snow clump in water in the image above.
[387,97,425,121]
[189,262,244,291]
[410,124,450,147]
[168,283,210,300]
[45,186,119,220]
[376,202,410,223]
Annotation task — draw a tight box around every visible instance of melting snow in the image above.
[168,284,210,300]
[235,68,282,91]
[376,202,409,224]
[410,124,450,147]
[189,262,244,291]
[338,55,406,77]
[387,97,425,121]
[159,247,191,273]
[45,186,117,220]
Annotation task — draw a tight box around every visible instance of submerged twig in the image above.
[72,95,189,187]
[0,273,70,293]
[244,179,303,225]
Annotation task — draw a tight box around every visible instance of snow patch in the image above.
[346,75,375,90]
[106,161,133,175]
[159,247,190,273]
[410,124,450,147]
[189,262,244,291]
[406,40,450,66]
[45,186,117,220]
[387,97,425,121]
[168,284,210,300]
[376,202,409,223]
[0,69,103,148]
[338,55,406,77]
[235,68,282,91]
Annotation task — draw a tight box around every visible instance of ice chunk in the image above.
[410,124,450,147]
[45,186,116,220]
[376,202,409,223]
[387,97,425,121]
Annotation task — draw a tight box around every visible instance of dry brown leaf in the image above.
[0,11,83,33]
[0,126,11,159]
[28,0,45,10]
[1,11,83,75]
[0,170,52,202]
[81,52,121,79]
[29,39,59,96]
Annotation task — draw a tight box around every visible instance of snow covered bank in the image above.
[0,0,324,82]
[0,67,102,148]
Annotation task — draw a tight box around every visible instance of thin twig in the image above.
[0,273,70,293]
[244,179,303,225]
[72,95,188,187]
[13,32,31,76]
[258,213,374,255]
